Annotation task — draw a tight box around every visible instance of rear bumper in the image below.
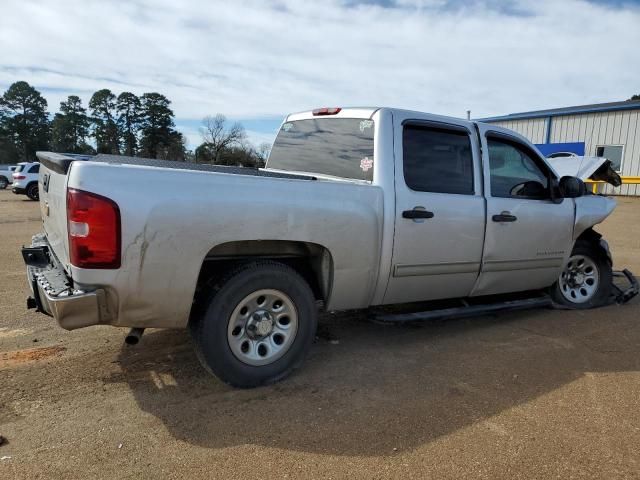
[12,186,26,194]
[23,234,107,330]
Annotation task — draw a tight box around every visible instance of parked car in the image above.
[12,162,40,200]
[23,107,633,388]
[546,151,579,159]
[0,164,17,189]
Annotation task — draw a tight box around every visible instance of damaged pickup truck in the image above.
[23,107,637,387]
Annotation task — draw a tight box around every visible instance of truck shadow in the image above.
[110,302,640,456]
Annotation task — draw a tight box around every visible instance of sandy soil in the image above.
[1,189,639,479]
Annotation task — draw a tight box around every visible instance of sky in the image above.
[1,0,639,149]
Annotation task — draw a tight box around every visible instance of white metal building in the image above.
[479,100,640,196]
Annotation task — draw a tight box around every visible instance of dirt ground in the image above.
[1,189,639,479]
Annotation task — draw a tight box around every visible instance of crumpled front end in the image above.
[547,156,621,186]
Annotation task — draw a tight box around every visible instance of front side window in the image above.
[267,118,375,181]
[403,124,474,195]
[488,137,549,199]
[595,145,623,171]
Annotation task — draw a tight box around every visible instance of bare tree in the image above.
[256,142,271,167]
[199,114,246,163]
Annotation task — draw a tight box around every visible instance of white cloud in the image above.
[1,0,639,128]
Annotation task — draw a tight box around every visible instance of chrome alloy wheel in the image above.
[227,289,299,366]
[559,254,600,304]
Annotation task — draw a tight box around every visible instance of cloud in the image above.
[1,0,639,148]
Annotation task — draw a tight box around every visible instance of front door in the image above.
[383,114,485,305]
[472,125,575,296]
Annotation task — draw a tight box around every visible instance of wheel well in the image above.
[193,240,333,310]
[576,227,601,244]
[574,227,611,263]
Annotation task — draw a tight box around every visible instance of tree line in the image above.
[0,81,187,163]
[0,81,270,168]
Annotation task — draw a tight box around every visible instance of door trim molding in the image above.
[482,257,564,273]
[394,261,481,277]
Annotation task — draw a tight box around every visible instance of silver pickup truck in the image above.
[23,107,635,387]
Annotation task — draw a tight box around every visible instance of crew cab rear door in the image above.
[383,113,485,304]
[471,124,574,296]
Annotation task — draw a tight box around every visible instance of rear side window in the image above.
[267,118,375,181]
[15,165,25,173]
[28,164,40,174]
[402,125,474,195]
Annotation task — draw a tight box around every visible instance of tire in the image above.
[26,183,39,201]
[0,176,8,190]
[551,239,612,309]
[190,261,318,388]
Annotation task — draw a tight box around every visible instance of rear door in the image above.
[471,124,574,296]
[383,113,485,304]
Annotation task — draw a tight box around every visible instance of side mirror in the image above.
[559,176,585,198]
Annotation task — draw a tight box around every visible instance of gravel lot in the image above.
[1,189,639,479]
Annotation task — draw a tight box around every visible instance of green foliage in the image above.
[138,93,185,160]
[630,94,640,101]
[117,92,141,156]
[0,81,50,161]
[89,89,119,154]
[0,81,272,165]
[51,96,94,154]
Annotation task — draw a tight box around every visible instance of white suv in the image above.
[12,162,40,200]
[0,165,17,189]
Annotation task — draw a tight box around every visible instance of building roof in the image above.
[479,100,640,122]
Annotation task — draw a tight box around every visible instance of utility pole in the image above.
[466,110,471,120]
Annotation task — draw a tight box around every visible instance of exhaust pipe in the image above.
[125,327,145,345]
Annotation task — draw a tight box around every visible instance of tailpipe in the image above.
[125,327,145,345]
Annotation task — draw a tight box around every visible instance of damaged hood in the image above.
[547,156,622,187]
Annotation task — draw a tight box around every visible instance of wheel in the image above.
[551,239,612,309]
[26,183,39,201]
[190,261,318,388]
[0,176,8,189]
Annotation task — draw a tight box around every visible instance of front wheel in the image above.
[190,261,318,388]
[551,239,612,309]
[26,183,39,201]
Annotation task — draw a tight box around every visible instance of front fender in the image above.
[573,195,617,240]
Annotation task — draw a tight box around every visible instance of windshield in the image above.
[267,118,375,181]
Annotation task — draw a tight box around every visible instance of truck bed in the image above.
[37,152,315,181]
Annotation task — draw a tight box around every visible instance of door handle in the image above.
[492,212,517,222]
[402,209,434,220]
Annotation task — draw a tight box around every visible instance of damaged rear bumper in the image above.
[23,234,110,330]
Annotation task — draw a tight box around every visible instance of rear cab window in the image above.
[267,118,375,182]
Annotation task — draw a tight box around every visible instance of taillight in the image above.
[312,107,341,116]
[67,188,121,269]
[14,175,25,180]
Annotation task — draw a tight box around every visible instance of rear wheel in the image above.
[551,239,612,309]
[0,176,8,189]
[190,261,318,388]
[26,183,39,201]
